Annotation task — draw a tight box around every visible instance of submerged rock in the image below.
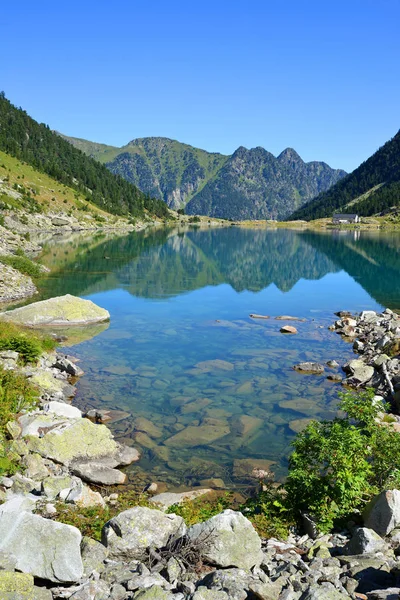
[150,489,212,509]
[0,293,110,327]
[280,325,298,334]
[293,362,325,374]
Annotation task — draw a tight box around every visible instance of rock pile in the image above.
[1,498,400,598]
[332,309,400,402]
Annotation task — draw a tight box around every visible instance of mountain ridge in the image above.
[289,130,400,220]
[60,133,346,219]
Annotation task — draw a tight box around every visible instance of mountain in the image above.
[185,146,346,220]
[59,135,228,210]
[0,94,170,220]
[60,134,346,220]
[289,130,400,220]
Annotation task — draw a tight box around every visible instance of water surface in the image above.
[33,226,400,490]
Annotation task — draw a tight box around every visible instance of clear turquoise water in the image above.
[32,226,400,490]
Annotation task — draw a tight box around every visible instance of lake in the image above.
[32,226,400,492]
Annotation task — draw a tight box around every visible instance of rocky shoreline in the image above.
[0,302,400,598]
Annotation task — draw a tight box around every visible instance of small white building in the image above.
[332,214,360,224]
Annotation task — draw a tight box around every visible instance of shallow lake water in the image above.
[31,226,400,491]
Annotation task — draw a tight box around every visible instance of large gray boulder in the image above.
[0,509,83,583]
[344,359,374,385]
[187,510,263,570]
[364,490,400,536]
[0,293,109,327]
[102,506,186,560]
[346,527,388,555]
[302,583,349,599]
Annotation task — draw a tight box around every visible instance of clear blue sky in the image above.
[2,0,399,171]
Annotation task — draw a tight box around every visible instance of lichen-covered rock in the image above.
[102,506,186,561]
[192,589,230,600]
[133,586,175,599]
[81,536,108,576]
[187,510,263,570]
[24,417,120,466]
[42,475,74,499]
[0,571,34,599]
[21,453,50,481]
[0,509,83,583]
[302,583,349,599]
[0,293,109,327]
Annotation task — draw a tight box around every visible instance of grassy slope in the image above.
[0,150,116,219]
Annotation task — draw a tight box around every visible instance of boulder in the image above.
[44,401,82,419]
[52,216,71,226]
[21,453,50,481]
[102,506,186,561]
[42,475,74,500]
[364,490,400,536]
[302,583,350,599]
[81,536,108,576]
[187,510,263,570]
[133,587,175,599]
[150,489,212,509]
[346,527,388,555]
[280,325,298,334]
[192,588,230,600]
[344,359,374,385]
[0,294,110,327]
[70,461,127,485]
[23,416,128,467]
[59,479,105,508]
[0,509,83,583]
[293,362,325,374]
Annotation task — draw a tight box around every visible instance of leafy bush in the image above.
[0,254,42,278]
[0,322,56,364]
[0,367,38,434]
[284,388,400,531]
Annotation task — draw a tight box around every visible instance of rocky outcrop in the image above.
[102,506,187,560]
[0,503,83,583]
[187,510,263,570]
[0,294,110,327]
[0,263,37,303]
[331,309,400,397]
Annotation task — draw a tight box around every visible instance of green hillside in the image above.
[0,94,170,220]
[289,130,400,220]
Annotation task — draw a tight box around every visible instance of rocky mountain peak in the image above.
[278,148,304,165]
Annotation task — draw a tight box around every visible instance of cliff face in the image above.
[186,146,346,220]
[60,134,346,219]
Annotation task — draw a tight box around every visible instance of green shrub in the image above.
[284,388,400,531]
[0,254,42,278]
[0,367,38,434]
[0,322,56,364]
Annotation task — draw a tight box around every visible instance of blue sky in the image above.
[2,0,399,171]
